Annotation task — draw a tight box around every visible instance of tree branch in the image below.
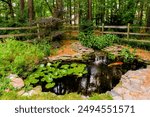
[44,0,53,14]
[0,0,9,4]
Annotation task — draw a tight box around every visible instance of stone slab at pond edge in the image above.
[47,42,95,62]
[108,67,150,100]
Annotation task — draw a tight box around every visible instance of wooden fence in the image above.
[100,23,150,39]
[65,23,150,39]
[0,24,40,39]
[1,23,150,39]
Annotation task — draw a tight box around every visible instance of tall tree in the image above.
[69,0,72,24]
[87,0,92,20]
[28,0,35,22]
[146,3,150,32]
[20,0,25,20]
[55,0,63,19]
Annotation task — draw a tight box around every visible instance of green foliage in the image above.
[119,47,136,63]
[0,77,15,96]
[94,34,119,49]
[0,19,28,35]
[107,52,116,60]
[78,32,95,48]
[118,39,150,51]
[25,62,87,89]
[0,91,84,100]
[0,38,51,77]
[78,33,119,50]
[0,91,114,100]
[89,93,113,100]
[79,20,94,33]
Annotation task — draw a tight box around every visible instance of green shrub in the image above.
[78,33,119,49]
[25,62,87,89]
[117,39,150,50]
[0,77,15,96]
[0,38,51,77]
[119,47,136,63]
[79,20,94,33]
[78,32,95,48]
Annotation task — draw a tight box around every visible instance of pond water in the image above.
[50,53,146,96]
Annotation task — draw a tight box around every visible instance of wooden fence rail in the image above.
[0,25,39,39]
[65,24,150,39]
[99,23,150,39]
[0,26,37,30]
[1,24,150,39]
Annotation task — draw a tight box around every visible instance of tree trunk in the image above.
[28,0,35,22]
[139,2,144,26]
[20,0,25,20]
[54,0,63,19]
[69,0,72,24]
[87,0,92,20]
[73,0,76,25]
[146,4,150,32]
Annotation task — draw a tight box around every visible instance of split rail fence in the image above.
[1,23,150,40]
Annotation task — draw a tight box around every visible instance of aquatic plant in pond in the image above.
[25,62,87,90]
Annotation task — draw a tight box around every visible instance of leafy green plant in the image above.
[119,47,136,63]
[78,33,119,50]
[107,52,116,60]
[117,38,150,51]
[79,20,94,33]
[0,38,51,77]
[25,62,87,89]
[0,77,15,96]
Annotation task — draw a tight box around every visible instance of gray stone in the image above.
[130,79,142,85]
[113,96,123,100]
[48,41,94,62]
[123,93,133,100]
[22,86,42,96]
[7,74,18,79]
[10,78,24,89]
[147,65,150,68]
[113,87,124,95]
[109,90,121,97]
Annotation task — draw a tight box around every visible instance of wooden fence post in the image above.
[127,23,130,40]
[37,23,40,39]
[102,23,104,35]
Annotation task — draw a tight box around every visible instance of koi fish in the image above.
[108,62,123,67]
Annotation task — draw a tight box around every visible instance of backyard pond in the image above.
[26,51,146,96]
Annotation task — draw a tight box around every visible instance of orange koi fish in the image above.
[108,62,123,67]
